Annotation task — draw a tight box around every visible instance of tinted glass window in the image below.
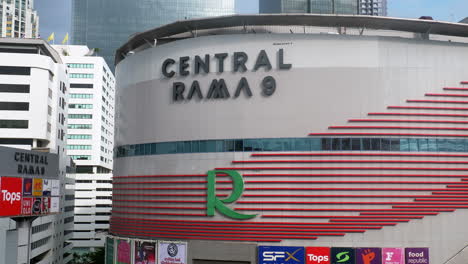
[0,66,30,75]
[0,84,29,93]
[0,102,29,111]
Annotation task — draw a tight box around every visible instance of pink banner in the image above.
[382,248,404,264]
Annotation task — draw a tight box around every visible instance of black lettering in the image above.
[39,156,44,164]
[173,82,186,101]
[207,79,230,99]
[187,81,203,100]
[194,55,210,74]
[28,165,34,174]
[14,152,20,161]
[254,50,272,71]
[22,166,27,174]
[233,52,248,72]
[234,77,253,98]
[35,167,40,175]
[25,154,30,163]
[278,49,292,69]
[34,155,39,164]
[20,153,24,162]
[44,156,48,165]
[162,58,176,78]
[41,167,45,175]
[179,56,190,76]
[214,53,228,73]
[17,165,22,173]
[262,76,276,96]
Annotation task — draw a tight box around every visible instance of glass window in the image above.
[0,102,29,111]
[0,84,29,93]
[70,83,93,89]
[341,138,351,150]
[381,139,391,151]
[0,119,28,128]
[371,138,381,151]
[0,66,30,75]
[351,138,361,150]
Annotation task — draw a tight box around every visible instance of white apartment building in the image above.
[0,0,38,38]
[53,45,115,251]
[359,0,387,16]
[0,38,74,264]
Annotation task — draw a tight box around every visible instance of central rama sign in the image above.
[206,170,257,220]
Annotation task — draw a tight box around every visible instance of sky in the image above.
[36,0,468,42]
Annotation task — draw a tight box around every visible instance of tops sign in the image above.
[161,49,292,101]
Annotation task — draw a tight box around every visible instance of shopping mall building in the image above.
[109,14,468,264]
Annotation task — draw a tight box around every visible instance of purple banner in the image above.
[356,248,382,264]
[405,248,429,264]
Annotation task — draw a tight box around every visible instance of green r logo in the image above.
[206,170,257,220]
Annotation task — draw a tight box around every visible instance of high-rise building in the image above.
[71,0,235,71]
[0,0,39,38]
[0,38,74,264]
[259,0,358,15]
[359,0,387,16]
[53,44,115,252]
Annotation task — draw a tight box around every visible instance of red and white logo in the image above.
[0,177,23,217]
[306,247,331,264]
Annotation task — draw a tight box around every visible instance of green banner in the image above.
[105,237,115,264]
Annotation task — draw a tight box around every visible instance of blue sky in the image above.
[36,0,468,41]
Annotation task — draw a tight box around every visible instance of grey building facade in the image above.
[71,0,235,70]
[259,0,359,15]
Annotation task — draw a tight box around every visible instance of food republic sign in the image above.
[162,49,292,101]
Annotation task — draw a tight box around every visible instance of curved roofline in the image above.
[115,14,468,65]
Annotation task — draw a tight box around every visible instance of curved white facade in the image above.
[113,17,468,264]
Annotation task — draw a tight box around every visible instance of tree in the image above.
[71,248,105,264]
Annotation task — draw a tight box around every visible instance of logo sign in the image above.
[356,248,381,264]
[405,248,429,264]
[382,248,403,264]
[32,178,43,196]
[41,197,50,214]
[331,248,355,264]
[32,198,41,215]
[306,247,330,264]
[23,178,32,196]
[0,177,23,217]
[50,197,59,213]
[158,241,187,264]
[206,170,256,220]
[21,198,33,215]
[259,246,305,264]
[51,180,60,196]
[42,179,52,196]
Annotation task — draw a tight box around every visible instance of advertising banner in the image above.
[42,179,52,196]
[51,180,60,196]
[32,178,43,196]
[32,197,41,215]
[405,248,429,264]
[331,248,355,264]
[21,197,33,215]
[0,177,23,217]
[41,197,50,214]
[50,197,59,213]
[356,248,381,264]
[259,246,305,264]
[306,247,330,264]
[135,241,157,264]
[105,237,115,264]
[23,178,32,196]
[382,248,404,264]
[159,241,187,264]
[117,239,131,264]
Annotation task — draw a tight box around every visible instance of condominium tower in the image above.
[0,38,74,264]
[359,0,387,16]
[259,0,359,15]
[54,45,115,252]
[0,0,39,38]
[71,0,235,70]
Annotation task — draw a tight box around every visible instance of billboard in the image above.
[159,241,187,264]
[23,178,32,196]
[331,248,355,264]
[306,247,330,264]
[21,197,33,215]
[259,246,305,264]
[356,248,381,264]
[117,239,131,264]
[42,179,52,196]
[135,241,157,264]
[51,180,59,196]
[382,248,404,264]
[405,248,429,264]
[0,177,23,216]
[32,178,42,196]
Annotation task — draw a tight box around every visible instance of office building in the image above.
[0,38,74,263]
[0,0,39,38]
[53,45,115,252]
[71,0,235,71]
[359,0,387,16]
[108,14,468,264]
[259,0,358,15]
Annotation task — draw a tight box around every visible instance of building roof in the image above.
[115,14,468,65]
[0,38,63,64]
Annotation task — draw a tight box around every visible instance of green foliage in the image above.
[71,248,105,264]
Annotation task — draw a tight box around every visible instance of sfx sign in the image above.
[259,246,305,264]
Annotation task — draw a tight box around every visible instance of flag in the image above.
[47,32,55,42]
[62,33,69,44]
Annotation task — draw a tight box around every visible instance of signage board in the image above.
[105,237,115,264]
[51,180,59,196]
[135,241,157,264]
[23,178,32,196]
[306,247,330,264]
[117,239,131,264]
[50,197,59,213]
[0,146,58,179]
[32,178,42,196]
[0,177,23,217]
[42,179,52,196]
[259,246,305,264]
[331,248,355,264]
[382,248,404,264]
[405,248,429,264]
[158,241,187,264]
[21,197,33,215]
[356,248,381,264]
